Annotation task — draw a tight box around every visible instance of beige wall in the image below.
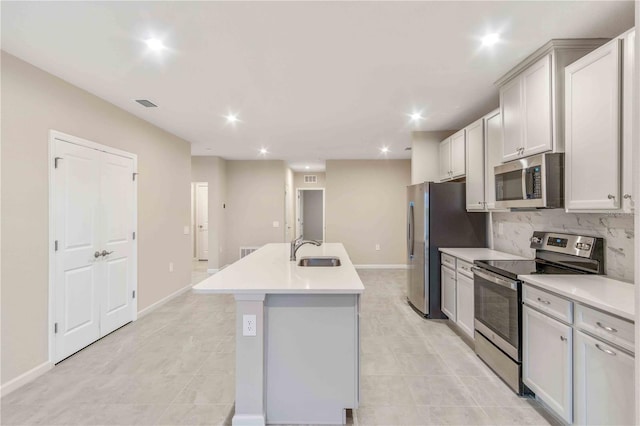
[325,160,411,265]
[411,130,456,184]
[294,172,326,189]
[1,52,192,385]
[191,156,227,271]
[224,160,287,264]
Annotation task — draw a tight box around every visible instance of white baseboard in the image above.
[207,268,219,274]
[232,414,266,426]
[353,264,408,269]
[137,282,193,318]
[1,361,53,397]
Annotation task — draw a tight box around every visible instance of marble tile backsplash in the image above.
[491,210,634,282]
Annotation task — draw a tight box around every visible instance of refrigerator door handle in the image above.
[408,202,415,258]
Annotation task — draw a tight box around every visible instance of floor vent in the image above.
[304,175,317,183]
[239,246,260,259]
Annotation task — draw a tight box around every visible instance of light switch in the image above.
[272,221,280,228]
[183,225,190,235]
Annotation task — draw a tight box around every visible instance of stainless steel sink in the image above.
[297,256,341,267]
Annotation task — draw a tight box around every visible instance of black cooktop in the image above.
[474,259,590,281]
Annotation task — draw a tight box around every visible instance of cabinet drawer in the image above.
[575,304,634,353]
[456,260,474,278]
[441,253,456,269]
[523,284,573,323]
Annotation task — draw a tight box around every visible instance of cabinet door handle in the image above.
[560,336,567,342]
[596,322,617,333]
[536,297,551,305]
[607,194,616,200]
[595,343,616,356]
[623,194,632,199]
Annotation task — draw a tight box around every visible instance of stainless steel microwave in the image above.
[494,153,564,209]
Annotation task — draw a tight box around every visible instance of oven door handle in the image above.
[471,267,518,291]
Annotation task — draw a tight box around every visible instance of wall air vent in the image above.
[135,99,158,108]
[239,246,260,259]
[304,175,318,184]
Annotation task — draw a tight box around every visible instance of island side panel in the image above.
[264,293,360,424]
[233,294,266,426]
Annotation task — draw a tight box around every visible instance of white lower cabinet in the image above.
[522,305,573,424]
[574,331,635,425]
[455,273,474,338]
[523,283,636,425]
[441,265,456,321]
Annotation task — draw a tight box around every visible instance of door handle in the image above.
[100,250,114,257]
[94,251,101,258]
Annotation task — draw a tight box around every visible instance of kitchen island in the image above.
[193,243,364,426]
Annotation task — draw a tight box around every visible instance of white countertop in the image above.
[519,274,635,321]
[439,247,531,263]
[193,243,365,295]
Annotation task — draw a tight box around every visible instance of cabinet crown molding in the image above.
[495,38,610,87]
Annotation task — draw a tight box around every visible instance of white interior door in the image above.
[53,140,102,362]
[53,136,136,362]
[100,152,135,336]
[296,190,304,238]
[196,183,209,260]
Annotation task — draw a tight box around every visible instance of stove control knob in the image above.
[531,236,542,244]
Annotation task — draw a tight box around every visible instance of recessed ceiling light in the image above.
[409,112,424,122]
[482,33,500,47]
[145,38,165,51]
[380,146,390,154]
[305,166,310,170]
[259,147,268,155]
[225,113,240,124]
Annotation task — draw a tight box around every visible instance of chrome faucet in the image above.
[290,237,322,261]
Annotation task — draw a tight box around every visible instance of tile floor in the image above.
[1,268,556,425]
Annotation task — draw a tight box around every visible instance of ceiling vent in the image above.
[304,175,318,184]
[135,99,157,108]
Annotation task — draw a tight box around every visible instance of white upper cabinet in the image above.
[439,137,452,181]
[465,119,485,210]
[622,29,635,212]
[497,39,609,163]
[439,130,466,182]
[565,29,635,213]
[522,54,553,156]
[565,38,622,211]
[450,130,466,178]
[484,110,503,210]
[500,77,524,162]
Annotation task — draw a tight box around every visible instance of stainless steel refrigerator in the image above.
[407,182,487,318]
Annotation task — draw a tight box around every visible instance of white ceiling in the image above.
[1,1,634,166]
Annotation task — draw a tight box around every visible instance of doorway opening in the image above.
[191,182,209,286]
[296,188,325,241]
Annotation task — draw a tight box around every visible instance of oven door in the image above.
[472,267,521,361]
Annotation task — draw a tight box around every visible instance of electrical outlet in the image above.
[183,225,190,235]
[169,262,174,272]
[375,244,380,251]
[272,221,280,228]
[243,314,257,336]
